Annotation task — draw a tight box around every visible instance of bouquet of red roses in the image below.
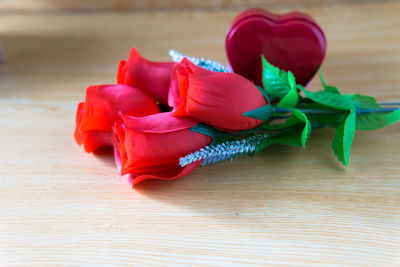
[74,47,400,187]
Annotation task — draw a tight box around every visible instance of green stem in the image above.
[220,105,398,142]
[216,125,266,138]
[357,108,398,114]
[274,107,399,115]
[379,102,400,106]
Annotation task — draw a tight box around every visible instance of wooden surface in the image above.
[1,1,400,266]
[1,0,395,12]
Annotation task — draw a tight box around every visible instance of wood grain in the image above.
[0,0,396,12]
[1,1,400,266]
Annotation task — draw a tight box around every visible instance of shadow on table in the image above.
[92,147,116,167]
[133,129,346,223]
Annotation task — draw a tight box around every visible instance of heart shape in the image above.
[226,8,327,86]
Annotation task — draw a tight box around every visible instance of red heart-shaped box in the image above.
[226,8,327,86]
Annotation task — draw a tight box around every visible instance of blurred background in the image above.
[1,0,387,11]
[1,0,399,100]
[1,1,400,265]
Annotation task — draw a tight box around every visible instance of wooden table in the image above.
[1,1,399,265]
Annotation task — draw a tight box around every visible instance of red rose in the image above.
[74,84,160,153]
[113,112,212,186]
[168,57,209,109]
[171,58,266,131]
[117,47,175,106]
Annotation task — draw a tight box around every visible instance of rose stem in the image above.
[273,107,399,115]
[379,102,400,106]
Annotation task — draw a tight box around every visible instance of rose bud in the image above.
[117,47,175,106]
[113,112,212,186]
[171,58,267,132]
[168,57,209,109]
[74,84,160,153]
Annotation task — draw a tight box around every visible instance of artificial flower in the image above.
[172,58,267,131]
[117,47,175,106]
[168,57,209,109]
[113,112,212,186]
[74,84,160,153]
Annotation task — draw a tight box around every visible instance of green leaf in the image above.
[300,86,355,111]
[267,109,312,148]
[320,69,327,88]
[243,105,273,121]
[298,101,345,127]
[288,70,297,89]
[295,109,312,147]
[298,101,334,110]
[255,85,271,104]
[190,123,217,140]
[270,126,305,147]
[276,72,299,108]
[319,69,340,94]
[331,111,356,166]
[308,114,346,127]
[324,85,341,94]
[351,94,380,109]
[277,88,299,108]
[265,109,304,129]
[261,55,290,98]
[350,94,400,130]
[356,109,400,130]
